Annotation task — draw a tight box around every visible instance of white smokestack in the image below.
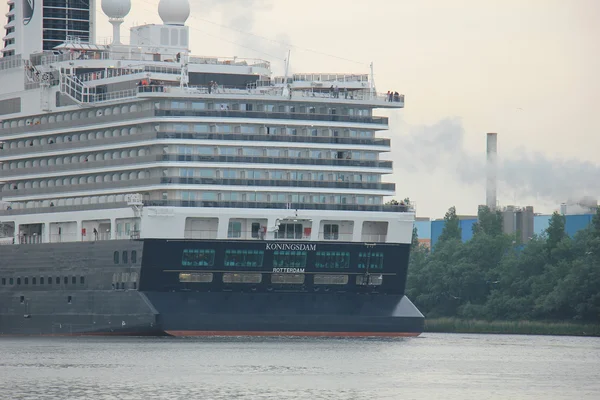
[486,132,498,210]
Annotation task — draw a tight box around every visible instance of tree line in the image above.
[407,206,600,323]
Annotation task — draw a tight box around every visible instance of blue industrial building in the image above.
[419,213,595,249]
[533,214,595,237]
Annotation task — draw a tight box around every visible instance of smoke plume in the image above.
[388,116,600,206]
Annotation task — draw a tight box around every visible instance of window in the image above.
[228,221,242,238]
[357,252,384,270]
[181,249,215,267]
[315,252,350,269]
[80,276,85,284]
[273,251,307,269]
[271,274,305,284]
[68,296,72,304]
[32,277,36,285]
[24,277,29,285]
[9,278,13,285]
[356,274,383,286]
[276,223,303,239]
[1,278,5,285]
[56,277,60,284]
[72,276,76,284]
[222,272,262,284]
[251,223,261,238]
[64,277,68,284]
[179,273,213,283]
[314,274,349,285]
[324,224,339,240]
[131,251,137,264]
[122,251,128,264]
[224,249,264,267]
[40,277,44,284]
[17,278,21,285]
[113,251,119,264]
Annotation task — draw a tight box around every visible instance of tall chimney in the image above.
[486,133,498,210]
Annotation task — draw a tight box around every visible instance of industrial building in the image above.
[412,133,597,250]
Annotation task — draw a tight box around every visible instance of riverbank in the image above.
[425,317,600,337]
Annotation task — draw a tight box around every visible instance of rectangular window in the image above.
[251,222,261,238]
[174,124,190,132]
[1,278,5,285]
[198,147,214,156]
[32,277,36,285]
[179,146,193,155]
[323,224,339,240]
[72,276,76,284]
[314,274,349,285]
[356,274,383,286]
[192,102,206,110]
[222,272,262,284]
[271,274,305,284]
[202,192,216,201]
[131,251,137,264]
[24,277,29,285]
[80,276,85,284]
[224,249,264,267]
[240,126,257,134]
[357,252,384,270]
[194,124,209,133]
[276,223,303,239]
[273,251,307,269]
[9,278,13,285]
[315,251,350,269]
[227,222,242,238]
[181,249,216,267]
[179,272,213,283]
[219,125,231,133]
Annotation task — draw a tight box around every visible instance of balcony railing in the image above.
[146,200,412,213]
[155,109,388,126]
[161,154,393,169]
[157,132,390,147]
[7,177,394,197]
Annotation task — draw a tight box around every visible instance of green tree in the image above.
[438,206,462,243]
[411,226,419,247]
[406,205,600,324]
[472,206,503,236]
[546,211,566,250]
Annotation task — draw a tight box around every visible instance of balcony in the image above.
[0,200,413,217]
[6,177,394,198]
[155,109,389,126]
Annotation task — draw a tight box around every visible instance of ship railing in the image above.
[283,73,370,83]
[0,53,22,71]
[183,84,283,97]
[298,89,404,104]
[360,234,388,242]
[188,55,270,69]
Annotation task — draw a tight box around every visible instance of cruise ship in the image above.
[0,0,424,336]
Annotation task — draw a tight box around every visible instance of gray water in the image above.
[0,333,599,400]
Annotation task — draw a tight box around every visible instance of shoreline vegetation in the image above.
[424,318,600,337]
[403,203,600,335]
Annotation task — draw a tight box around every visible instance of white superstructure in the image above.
[0,0,413,245]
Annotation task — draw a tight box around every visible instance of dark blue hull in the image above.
[0,239,424,336]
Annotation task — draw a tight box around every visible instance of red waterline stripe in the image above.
[165,330,421,338]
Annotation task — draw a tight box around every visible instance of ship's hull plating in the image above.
[0,240,424,337]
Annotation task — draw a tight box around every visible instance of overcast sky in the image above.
[28,0,600,217]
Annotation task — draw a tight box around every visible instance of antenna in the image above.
[370,62,375,99]
[282,49,291,98]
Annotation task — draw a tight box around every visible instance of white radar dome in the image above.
[158,0,190,25]
[101,0,132,19]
